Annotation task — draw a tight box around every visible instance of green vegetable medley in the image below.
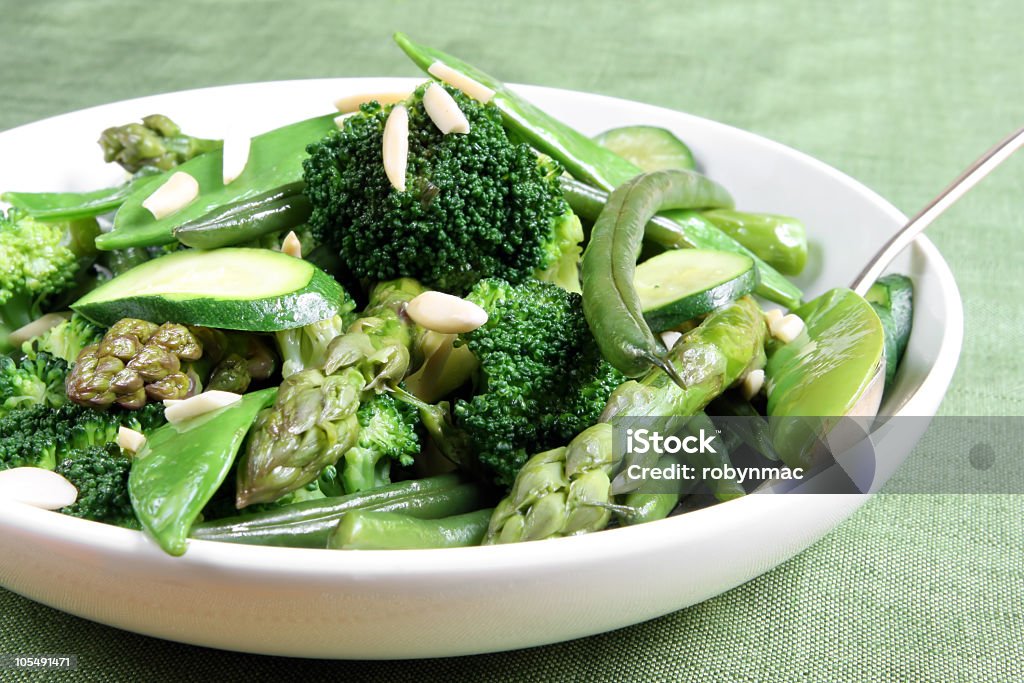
[0,34,913,555]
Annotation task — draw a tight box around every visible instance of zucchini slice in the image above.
[635,249,758,331]
[594,125,696,172]
[73,248,349,331]
[865,274,914,388]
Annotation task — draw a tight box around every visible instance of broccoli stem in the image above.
[235,279,426,507]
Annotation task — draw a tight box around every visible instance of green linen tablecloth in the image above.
[1,1,1021,680]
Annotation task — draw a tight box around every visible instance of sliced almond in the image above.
[382,105,409,192]
[422,82,470,134]
[428,62,495,103]
[142,171,199,220]
[740,368,765,400]
[117,426,147,454]
[770,313,806,344]
[406,291,488,334]
[660,330,683,350]
[0,467,78,510]
[334,91,412,113]
[763,308,784,328]
[164,390,242,425]
[221,136,251,185]
[8,312,71,347]
[281,230,303,258]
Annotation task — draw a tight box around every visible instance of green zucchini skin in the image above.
[635,249,758,331]
[865,274,914,388]
[72,248,349,331]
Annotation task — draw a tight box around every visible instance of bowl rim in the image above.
[0,78,964,577]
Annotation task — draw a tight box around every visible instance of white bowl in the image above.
[0,78,963,658]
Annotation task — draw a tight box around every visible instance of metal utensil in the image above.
[847,125,1024,417]
[852,126,1024,295]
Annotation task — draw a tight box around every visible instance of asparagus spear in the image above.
[486,296,766,543]
[235,278,425,507]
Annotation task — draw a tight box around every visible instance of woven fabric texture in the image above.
[1,1,1021,680]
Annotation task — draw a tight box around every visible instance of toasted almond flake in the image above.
[382,105,409,192]
[428,62,495,103]
[162,399,183,407]
[763,308,784,328]
[334,91,412,113]
[660,330,683,349]
[117,426,147,453]
[422,82,470,134]
[0,467,77,510]
[142,171,199,220]
[9,312,71,347]
[741,369,765,400]
[406,291,488,334]
[281,230,303,258]
[164,390,242,425]
[221,136,251,185]
[770,313,806,344]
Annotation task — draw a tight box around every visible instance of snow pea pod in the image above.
[128,388,278,556]
[582,170,736,382]
[97,114,337,250]
[765,288,885,468]
[562,177,803,308]
[2,173,161,221]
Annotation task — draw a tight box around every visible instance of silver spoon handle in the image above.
[851,126,1024,296]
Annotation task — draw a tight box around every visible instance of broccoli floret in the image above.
[55,444,138,529]
[303,83,580,294]
[0,352,68,418]
[0,211,100,351]
[21,313,103,365]
[454,278,625,487]
[338,392,420,494]
[98,114,222,175]
[0,402,165,471]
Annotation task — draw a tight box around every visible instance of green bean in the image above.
[702,209,808,276]
[190,475,487,548]
[581,170,734,383]
[173,182,311,249]
[620,492,682,526]
[328,508,493,550]
[562,177,802,308]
